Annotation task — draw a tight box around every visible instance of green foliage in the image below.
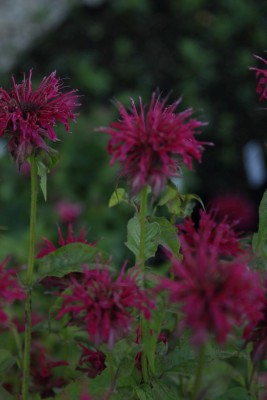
[252,190,267,258]
[34,242,108,282]
[125,216,161,260]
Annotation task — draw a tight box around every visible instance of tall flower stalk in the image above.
[0,70,79,399]
[22,155,38,400]
[138,186,149,382]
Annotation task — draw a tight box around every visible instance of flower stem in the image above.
[138,186,149,383]
[139,185,148,278]
[21,156,38,400]
[192,345,205,400]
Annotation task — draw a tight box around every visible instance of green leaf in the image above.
[37,160,48,201]
[150,217,181,258]
[221,387,251,400]
[35,243,107,282]
[54,377,86,399]
[135,380,179,400]
[253,190,267,256]
[0,386,16,400]
[109,188,128,207]
[158,186,178,207]
[0,349,16,375]
[125,216,161,260]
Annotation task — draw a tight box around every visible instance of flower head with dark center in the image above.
[99,93,210,195]
[56,263,153,347]
[0,70,79,164]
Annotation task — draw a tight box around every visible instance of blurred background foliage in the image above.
[0,0,267,264]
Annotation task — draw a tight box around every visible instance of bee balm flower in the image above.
[99,93,210,195]
[0,70,79,164]
[56,263,153,347]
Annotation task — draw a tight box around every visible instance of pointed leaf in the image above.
[37,160,48,201]
[109,188,127,207]
[150,217,181,258]
[125,216,161,260]
[253,190,267,256]
[35,243,107,282]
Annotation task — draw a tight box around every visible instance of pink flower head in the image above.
[80,394,93,400]
[250,55,267,101]
[99,93,210,194]
[0,258,25,326]
[37,224,91,259]
[78,343,106,378]
[179,210,244,258]
[55,200,83,224]
[0,69,79,164]
[56,263,153,347]
[160,246,264,347]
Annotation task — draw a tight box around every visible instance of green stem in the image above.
[21,156,38,400]
[192,345,205,400]
[139,185,148,278]
[138,186,149,383]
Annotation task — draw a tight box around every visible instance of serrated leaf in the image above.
[135,380,179,400]
[125,216,161,260]
[150,217,181,258]
[109,188,127,207]
[35,243,107,282]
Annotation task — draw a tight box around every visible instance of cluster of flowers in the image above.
[1,55,267,398]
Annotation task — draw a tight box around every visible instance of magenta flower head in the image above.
[0,69,79,164]
[36,224,91,259]
[99,93,210,195]
[250,55,267,101]
[56,262,153,347]
[159,219,264,347]
[179,210,244,258]
[0,258,25,326]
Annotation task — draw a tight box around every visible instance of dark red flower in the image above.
[159,225,264,346]
[99,93,210,194]
[250,55,267,102]
[56,263,153,347]
[30,346,69,398]
[0,258,25,326]
[179,210,244,258]
[77,343,106,378]
[0,70,79,164]
[37,224,91,259]
[208,193,257,232]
